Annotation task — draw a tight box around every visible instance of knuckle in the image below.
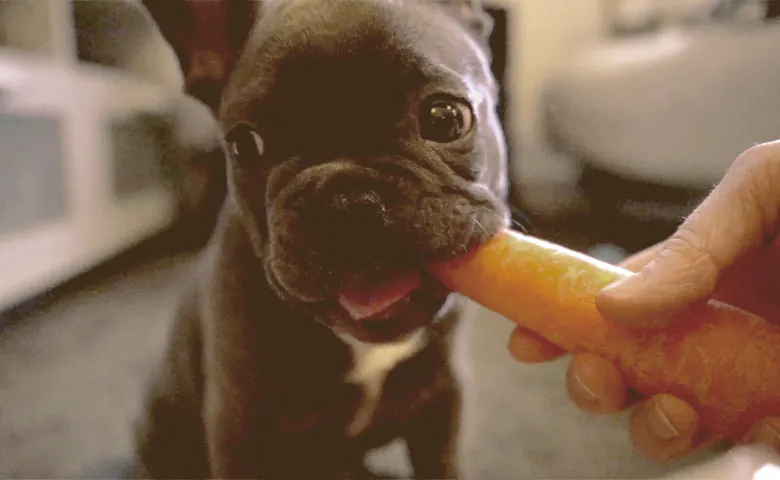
[664,228,711,267]
[733,142,780,236]
[659,228,720,290]
[734,142,780,187]
[741,140,780,164]
[666,227,704,254]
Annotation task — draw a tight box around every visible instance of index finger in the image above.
[596,141,780,327]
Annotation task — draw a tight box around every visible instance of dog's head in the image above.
[147,0,510,343]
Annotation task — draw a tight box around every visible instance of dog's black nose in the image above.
[326,190,386,229]
[306,184,390,262]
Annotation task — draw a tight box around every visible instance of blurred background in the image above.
[0,0,778,478]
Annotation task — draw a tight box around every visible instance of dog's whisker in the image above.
[473,218,488,235]
[510,205,533,233]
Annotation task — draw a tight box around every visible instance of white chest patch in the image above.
[339,329,427,437]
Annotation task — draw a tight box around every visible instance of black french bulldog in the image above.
[134,0,511,478]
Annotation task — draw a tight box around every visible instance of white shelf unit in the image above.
[0,0,189,311]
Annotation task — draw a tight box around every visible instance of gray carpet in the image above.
[0,243,716,479]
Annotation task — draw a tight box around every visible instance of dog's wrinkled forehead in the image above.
[219,0,495,132]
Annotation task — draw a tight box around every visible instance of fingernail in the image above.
[600,273,637,295]
[751,423,780,451]
[649,399,680,440]
[599,272,654,307]
[573,371,599,402]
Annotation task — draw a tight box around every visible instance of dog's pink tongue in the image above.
[338,272,421,321]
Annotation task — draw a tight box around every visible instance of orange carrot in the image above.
[427,229,780,442]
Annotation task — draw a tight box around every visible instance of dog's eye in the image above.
[419,97,473,143]
[225,124,264,166]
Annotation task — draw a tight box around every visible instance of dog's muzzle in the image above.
[281,161,413,266]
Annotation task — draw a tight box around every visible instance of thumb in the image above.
[596,141,780,327]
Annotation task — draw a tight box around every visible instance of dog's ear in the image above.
[435,0,494,41]
[140,0,259,113]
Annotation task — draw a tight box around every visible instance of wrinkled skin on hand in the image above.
[508,140,780,461]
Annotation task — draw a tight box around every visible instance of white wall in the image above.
[0,0,184,311]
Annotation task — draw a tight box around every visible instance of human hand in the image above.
[508,141,780,461]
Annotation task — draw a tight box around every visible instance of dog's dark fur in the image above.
[135,1,511,478]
